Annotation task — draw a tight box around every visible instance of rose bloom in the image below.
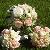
[44,27,50,32]
[10,39,20,49]
[1,29,10,41]
[13,6,23,17]
[34,26,41,33]
[18,3,32,14]
[24,17,32,26]
[31,8,37,19]
[15,19,23,28]
[2,29,10,34]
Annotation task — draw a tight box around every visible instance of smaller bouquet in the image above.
[29,26,50,48]
[7,4,37,28]
[0,27,21,50]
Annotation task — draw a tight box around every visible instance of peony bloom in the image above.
[15,19,23,28]
[24,17,32,26]
[29,26,50,48]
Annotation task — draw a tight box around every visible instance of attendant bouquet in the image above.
[0,27,21,50]
[29,26,50,48]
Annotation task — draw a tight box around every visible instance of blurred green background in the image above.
[0,0,50,50]
[0,0,50,31]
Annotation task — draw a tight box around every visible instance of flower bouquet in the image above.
[7,3,37,28]
[0,4,50,50]
[0,27,21,50]
[29,26,50,48]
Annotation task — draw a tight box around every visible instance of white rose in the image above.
[4,34,9,40]
[27,13,31,17]
[31,8,37,19]
[13,6,23,17]
[18,4,32,14]
[31,12,37,19]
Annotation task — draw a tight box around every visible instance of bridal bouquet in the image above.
[7,3,37,28]
[0,3,50,50]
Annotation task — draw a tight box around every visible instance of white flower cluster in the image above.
[29,26,50,48]
[1,27,21,49]
[7,4,38,28]
[8,3,37,19]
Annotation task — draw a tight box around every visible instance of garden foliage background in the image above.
[0,0,50,50]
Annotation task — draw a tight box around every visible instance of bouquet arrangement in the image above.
[0,4,50,50]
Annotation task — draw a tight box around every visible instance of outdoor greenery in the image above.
[0,0,50,50]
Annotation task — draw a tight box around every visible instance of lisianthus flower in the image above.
[15,19,23,28]
[24,17,32,26]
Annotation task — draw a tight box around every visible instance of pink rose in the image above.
[10,39,20,49]
[2,29,10,34]
[24,17,32,26]
[34,26,41,33]
[15,19,23,28]
[44,27,50,32]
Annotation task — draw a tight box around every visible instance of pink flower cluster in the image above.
[15,19,23,28]
[15,17,32,28]
[24,17,32,26]
[34,26,50,33]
